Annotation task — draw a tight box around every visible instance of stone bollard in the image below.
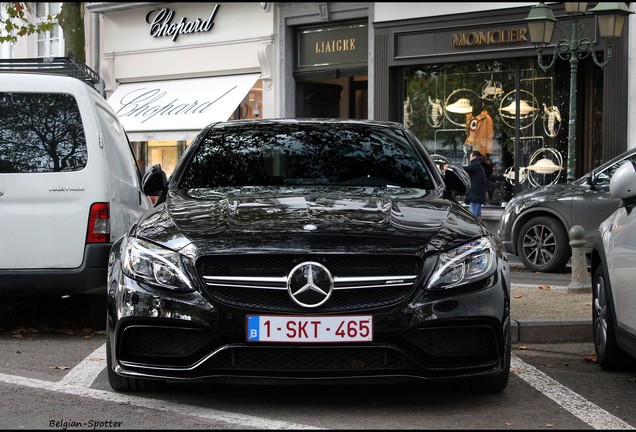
[568,225,592,293]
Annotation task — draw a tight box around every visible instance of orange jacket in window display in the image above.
[465,109,494,156]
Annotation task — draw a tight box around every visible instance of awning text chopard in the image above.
[113,86,237,124]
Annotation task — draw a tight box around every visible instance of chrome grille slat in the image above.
[202,274,417,290]
[197,254,421,312]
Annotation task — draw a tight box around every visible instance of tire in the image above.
[517,216,570,273]
[592,266,630,371]
[106,327,166,392]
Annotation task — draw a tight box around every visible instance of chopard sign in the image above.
[145,5,220,42]
[113,85,234,124]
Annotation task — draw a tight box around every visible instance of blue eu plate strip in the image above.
[247,315,260,341]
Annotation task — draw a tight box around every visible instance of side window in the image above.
[596,153,636,188]
[0,92,87,173]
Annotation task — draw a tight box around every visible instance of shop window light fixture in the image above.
[525,2,632,182]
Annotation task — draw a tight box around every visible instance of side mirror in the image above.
[443,164,470,195]
[142,164,168,196]
[610,161,636,206]
[586,172,596,187]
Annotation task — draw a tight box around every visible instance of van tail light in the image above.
[87,202,110,243]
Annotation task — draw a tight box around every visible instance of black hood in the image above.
[134,187,486,255]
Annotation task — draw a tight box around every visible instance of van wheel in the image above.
[517,216,570,273]
[88,294,107,331]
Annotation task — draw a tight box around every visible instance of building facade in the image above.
[84,2,275,176]
[370,2,633,207]
[2,2,634,207]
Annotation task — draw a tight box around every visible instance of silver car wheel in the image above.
[522,224,556,266]
[518,216,570,273]
[593,272,608,358]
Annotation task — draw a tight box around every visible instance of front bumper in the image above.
[107,271,510,384]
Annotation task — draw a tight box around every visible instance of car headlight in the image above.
[426,237,497,290]
[121,237,194,292]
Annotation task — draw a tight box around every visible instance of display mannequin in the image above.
[465,101,494,159]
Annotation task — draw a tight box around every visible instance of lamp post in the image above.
[525,2,631,182]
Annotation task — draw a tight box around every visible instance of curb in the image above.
[511,318,592,344]
[510,283,593,344]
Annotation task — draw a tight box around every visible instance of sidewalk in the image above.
[510,283,592,344]
[481,206,593,344]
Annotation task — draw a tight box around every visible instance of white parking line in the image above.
[0,342,321,430]
[58,343,106,388]
[0,350,633,430]
[511,356,635,430]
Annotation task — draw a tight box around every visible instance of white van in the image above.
[0,73,153,328]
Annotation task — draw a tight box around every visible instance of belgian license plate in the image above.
[246,315,373,343]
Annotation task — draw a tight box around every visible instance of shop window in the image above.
[403,59,568,207]
[237,80,263,119]
[136,140,189,177]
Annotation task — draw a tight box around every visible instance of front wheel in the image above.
[517,216,570,273]
[592,266,630,370]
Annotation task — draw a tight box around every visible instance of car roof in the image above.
[0,72,97,94]
[207,118,405,129]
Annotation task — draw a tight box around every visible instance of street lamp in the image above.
[525,2,631,182]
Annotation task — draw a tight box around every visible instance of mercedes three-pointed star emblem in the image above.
[287,261,334,308]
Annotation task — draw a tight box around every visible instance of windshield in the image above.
[179,122,434,191]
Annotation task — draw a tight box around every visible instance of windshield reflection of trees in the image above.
[180,124,434,190]
[0,93,87,173]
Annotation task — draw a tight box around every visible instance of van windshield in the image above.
[0,92,88,173]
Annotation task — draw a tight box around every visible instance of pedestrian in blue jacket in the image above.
[463,150,488,221]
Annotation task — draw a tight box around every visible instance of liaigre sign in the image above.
[145,4,220,41]
[296,23,368,71]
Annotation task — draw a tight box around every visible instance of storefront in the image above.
[277,3,373,120]
[373,3,630,207]
[85,2,275,176]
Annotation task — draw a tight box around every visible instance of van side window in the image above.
[0,92,88,173]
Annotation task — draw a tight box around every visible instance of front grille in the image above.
[204,346,420,371]
[197,254,421,312]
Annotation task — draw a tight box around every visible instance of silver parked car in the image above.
[498,148,636,273]
[591,160,636,369]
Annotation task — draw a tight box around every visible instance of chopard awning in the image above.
[107,73,260,141]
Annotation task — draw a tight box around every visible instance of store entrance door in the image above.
[297,82,342,118]
[296,76,368,119]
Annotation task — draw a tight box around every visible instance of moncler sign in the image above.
[145,4,220,42]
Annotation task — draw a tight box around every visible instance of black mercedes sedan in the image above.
[106,119,511,392]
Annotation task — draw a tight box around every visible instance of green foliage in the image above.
[0,2,58,44]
